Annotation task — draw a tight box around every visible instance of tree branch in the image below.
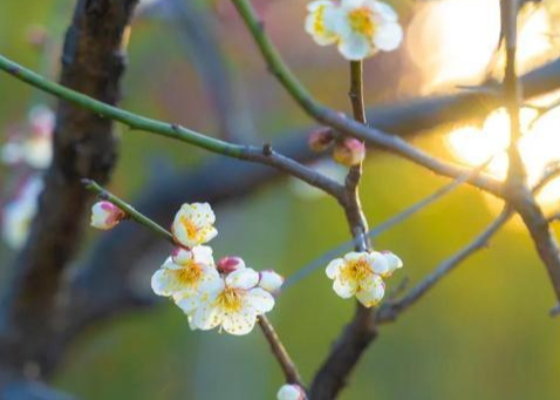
[377,208,513,323]
[0,0,139,379]
[0,54,344,199]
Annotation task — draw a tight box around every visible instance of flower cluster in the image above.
[305,0,403,61]
[150,203,284,335]
[326,250,402,307]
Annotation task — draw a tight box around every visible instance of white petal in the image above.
[221,309,258,336]
[226,268,259,290]
[277,384,305,400]
[198,226,218,244]
[341,0,365,9]
[307,0,331,12]
[333,277,356,298]
[344,251,368,262]
[382,251,403,276]
[192,245,215,266]
[248,288,275,314]
[368,251,390,275]
[367,0,398,22]
[190,297,221,331]
[373,21,403,52]
[356,275,385,307]
[197,268,224,293]
[151,269,179,297]
[174,288,200,314]
[171,247,194,265]
[258,270,284,294]
[326,258,344,279]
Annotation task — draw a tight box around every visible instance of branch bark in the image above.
[0,0,138,380]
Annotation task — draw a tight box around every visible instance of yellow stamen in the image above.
[174,263,202,286]
[340,257,372,290]
[348,8,375,37]
[180,215,198,240]
[216,287,243,313]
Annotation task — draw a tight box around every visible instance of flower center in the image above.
[348,8,375,37]
[180,216,199,240]
[314,4,328,35]
[216,287,243,313]
[341,258,372,287]
[175,263,202,286]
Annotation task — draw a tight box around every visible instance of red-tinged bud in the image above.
[333,138,366,166]
[217,256,245,274]
[26,25,48,49]
[308,128,334,152]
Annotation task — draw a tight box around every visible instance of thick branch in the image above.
[0,0,138,378]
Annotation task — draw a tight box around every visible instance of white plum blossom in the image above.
[171,203,218,248]
[326,251,401,307]
[1,105,54,169]
[277,384,306,400]
[1,176,43,249]
[380,250,403,277]
[190,267,275,335]
[259,270,285,295]
[90,201,126,230]
[305,0,403,61]
[305,0,340,46]
[151,246,221,313]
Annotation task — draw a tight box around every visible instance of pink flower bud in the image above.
[26,25,48,49]
[277,384,306,400]
[333,138,366,167]
[259,270,285,295]
[90,201,125,230]
[217,256,245,274]
[308,128,333,152]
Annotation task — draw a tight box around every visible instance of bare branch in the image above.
[0,0,139,378]
[377,208,513,323]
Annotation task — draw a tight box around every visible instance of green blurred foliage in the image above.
[1,1,559,399]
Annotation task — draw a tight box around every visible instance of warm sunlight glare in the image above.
[447,107,560,209]
[406,0,554,92]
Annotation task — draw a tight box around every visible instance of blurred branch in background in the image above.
[0,0,139,388]
[164,0,251,141]
[377,207,513,323]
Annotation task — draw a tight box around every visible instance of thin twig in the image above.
[228,0,505,198]
[500,0,560,310]
[377,208,513,323]
[285,157,495,290]
[258,317,304,387]
[82,180,303,386]
[0,55,344,199]
[82,179,173,243]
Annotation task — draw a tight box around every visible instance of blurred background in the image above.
[1,0,560,399]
